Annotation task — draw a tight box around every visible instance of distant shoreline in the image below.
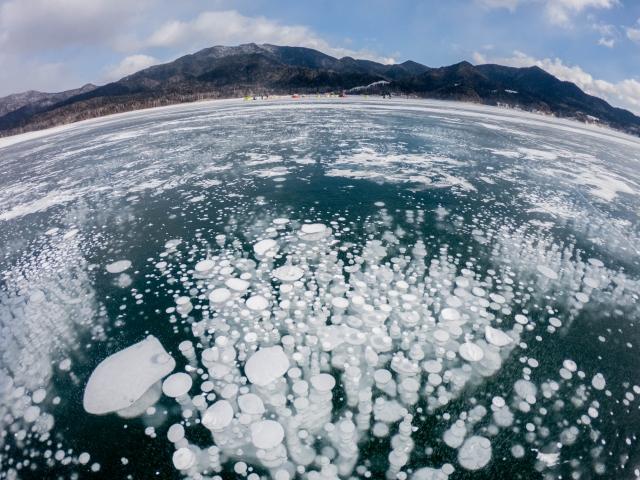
[2,96,639,150]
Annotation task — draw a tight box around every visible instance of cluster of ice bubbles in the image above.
[70,209,640,480]
[0,228,107,476]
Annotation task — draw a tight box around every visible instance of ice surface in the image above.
[2,98,639,478]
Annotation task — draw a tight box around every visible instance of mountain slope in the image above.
[0,84,97,117]
[1,44,638,137]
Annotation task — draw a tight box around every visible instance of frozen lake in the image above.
[1,98,640,479]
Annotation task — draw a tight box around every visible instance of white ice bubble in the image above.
[162,373,193,398]
[209,288,231,303]
[272,265,304,282]
[254,239,278,256]
[202,400,234,431]
[225,278,250,292]
[301,223,326,234]
[536,265,558,280]
[167,424,185,443]
[514,314,528,325]
[536,451,560,466]
[106,260,132,274]
[592,373,606,391]
[83,336,175,415]
[250,420,285,450]
[172,447,196,470]
[245,346,290,386]
[458,436,492,471]
[440,308,461,322]
[310,373,336,392]
[459,342,484,362]
[237,393,265,415]
[245,295,269,311]
[195,259,215,273]
[484,326,512,347]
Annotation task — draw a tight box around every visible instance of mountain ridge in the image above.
[1,43,638,137]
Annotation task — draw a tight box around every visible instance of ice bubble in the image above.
[162,373,193,398]
[536,451,560,466]
[459,342,484,362]
[412,467,451,480]
[164,239,182,249]
[117,381,162,418]
[514,314,528,325]
[272,265,304,282]
[251,420,285,450]
[172,447,196,470]
[458,436,492,471]
[194,259,215,273]
[254,239,278,257]
[484,326,512,347]
[83,336,175,415]
[511,445,525,458]
[24,405,40,423]
[588,258,604,267]
[575,292,589,303]
[238,393,265,415]
[225,278,250,292]
[563,360,577,372]
[209,288,231,303]
[514,379,537,400]
[433,329,450,343]
[167,424,185,443]
[245,346,290,386]
[440,308,461,322]
[374,399,406,423]
[310,373,336,392]
[536,265,558,280]
[443,422,466,448]
[32,388,46,404]
[245,295,269,311]
[423,360,443,374]
[202,400,234,431]
[301,223,326,234]
[299,223,330,240]
[331,297,349,309]
[592,373,606,391]
[106,260,132,274]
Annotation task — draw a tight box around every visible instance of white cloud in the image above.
[589,20,617,47]
[627,23,640,43]
[476,0,521,11]
[0,0,156,95]
[104,54,159,81]
[472,50,640,115]
[478,0,618,26]
[544,0,617,26]
[598,37,615,47]
[0,54,79,96]
[142,10,395,64]
[0,0,151,52]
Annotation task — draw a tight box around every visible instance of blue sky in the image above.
[1,0,640,112]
